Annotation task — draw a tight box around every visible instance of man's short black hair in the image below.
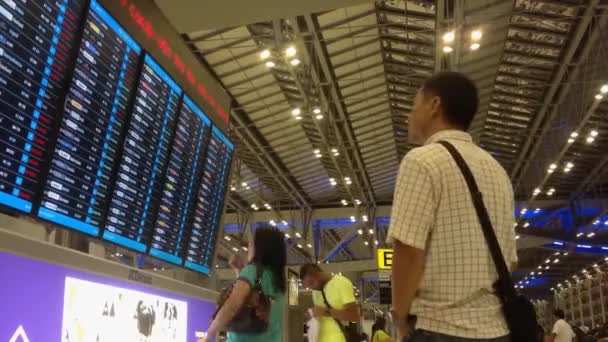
[299,263,322,280]
[554,309,566,319]
[421,71,479,130]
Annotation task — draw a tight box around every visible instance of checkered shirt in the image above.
[387,130,517,338]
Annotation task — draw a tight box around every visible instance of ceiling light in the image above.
[442,46,453,53]
[355,199,362,205]
[265,61,276,68]
[290,58,301,66]
[586,136,595,144]
[567,138,575,143]
[521,208,528,214]
[471,30,483,40]
[260,49,271,60]
[269,220,277,227]
[307,243,313,248]
[230,186,236,191]
[549,163,557,170]
[295,232,302,238]
[281,220,288,226]
[242,246,248,251]
[313,149,320,154]
[566,162,574,168]
[374,240,379,245]
[313,108,321,114]
[315,153,322,158]
[350,216,356,222]
[315,114,324,120]
[242,182,248,187]
[295,116,302,120]
[570,132,579,138]
[285,233,290,239]
[368,228,374,235]
[590,130,599,137]
[588,232,596,238]
[224,235,231,241]
[533,188,541,195]
[362,215,368,222]
[285,46,296,57]
[596,94,604,100]
[297,244,303,248]
[553,258,560,264]
[246,185,251,190]
[577,232,584,237]
[232,247,239,252]
[357,229,363,235]
[515,235,520,240]
[470,43,480,51]
[523,222,530,228]
[291,108,301,116]
[601,85,608,94]
[331,148,338,153]
[333,151,340,156]
[547,188,555,196]
[534,208,540,213]
[443,31,455,43]
[364,241,369,246]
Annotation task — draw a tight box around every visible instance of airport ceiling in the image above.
[157,0,608,297]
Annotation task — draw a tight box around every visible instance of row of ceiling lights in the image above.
[552,257,608,293]
[442,29,482,53]
[517,251,566,289]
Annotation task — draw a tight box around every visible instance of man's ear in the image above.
[429,96,442,119]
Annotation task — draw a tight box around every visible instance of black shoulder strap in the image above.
[255,263,264,287]
[437,141,514,291]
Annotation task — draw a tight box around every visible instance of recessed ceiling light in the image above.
[471,30,482,40]
[586,136,595,144]
[295,232,302,238]
[442,46,453,53]
[297,244,303,248]
[295,116,302,120]
[368,229,374,235]
[291,108,301,116]
[590,130,599,137]
[357,229,363,235]
[242,182,248,187]
[596,94,604,100]
[364,241,369,246]
[260,49,271,60]
[443,31,455,43]
[290,58,301,66]
[315,114,324,120]
[285,46,296,57]
[470,43,480,50]
[331,148,338,153]
[307,243,312,248]
[313,108,321,114]
[265,61,275,68]
[285,233,290,238]
[313,149,320,154]
[601,84,608,94]
[374,240,379,245]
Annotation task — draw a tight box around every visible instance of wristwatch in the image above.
[389,308,409,327]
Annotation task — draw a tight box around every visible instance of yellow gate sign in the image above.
[377,248,393,270]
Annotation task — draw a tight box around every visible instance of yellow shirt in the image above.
[373,330,391,342]
[311,275,356,342]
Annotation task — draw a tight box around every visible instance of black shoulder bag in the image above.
[213,264,271,333]
[438,141,542,342]
[321,285,362,342]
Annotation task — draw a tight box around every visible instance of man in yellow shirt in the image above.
[300,264,361,342]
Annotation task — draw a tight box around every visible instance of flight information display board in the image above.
[102,54,182,252]
[148,95,211,265]
[37,0,141,236]
[184,126,233,274]
[0,0,85,213]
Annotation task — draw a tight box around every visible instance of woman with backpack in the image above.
[202,226,286,342]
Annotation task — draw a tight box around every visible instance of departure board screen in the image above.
[0,0,85,213]
[184,126,233,274]
[148,95,211,265]
[102,54,182,252]
[37,0,141,235]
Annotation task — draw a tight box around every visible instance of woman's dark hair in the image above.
[372,317,386,338]
[252,226,287,293]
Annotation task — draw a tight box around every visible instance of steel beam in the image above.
[323,229,360,262]
[509,1,600,185]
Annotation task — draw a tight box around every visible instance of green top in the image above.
[373,329,391,342]
[227,264,284,342]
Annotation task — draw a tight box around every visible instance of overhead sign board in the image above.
[377,248,393,270]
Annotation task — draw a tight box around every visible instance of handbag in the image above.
[320,285,363,342]
[438,141,543,342]
[213,264,271,333]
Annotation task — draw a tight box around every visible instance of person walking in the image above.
[203,226,286,342]
[386,72,518,342]
[300,264,361,342]
[372,317,392,342]
[550,309,575,342]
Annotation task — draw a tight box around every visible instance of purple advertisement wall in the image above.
[0,251,215,342]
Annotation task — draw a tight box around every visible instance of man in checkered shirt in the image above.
[387,72,517,342]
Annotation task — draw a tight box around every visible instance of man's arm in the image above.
[329,302,360,321]
[391,240,425,328]
[547,334,556,342]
